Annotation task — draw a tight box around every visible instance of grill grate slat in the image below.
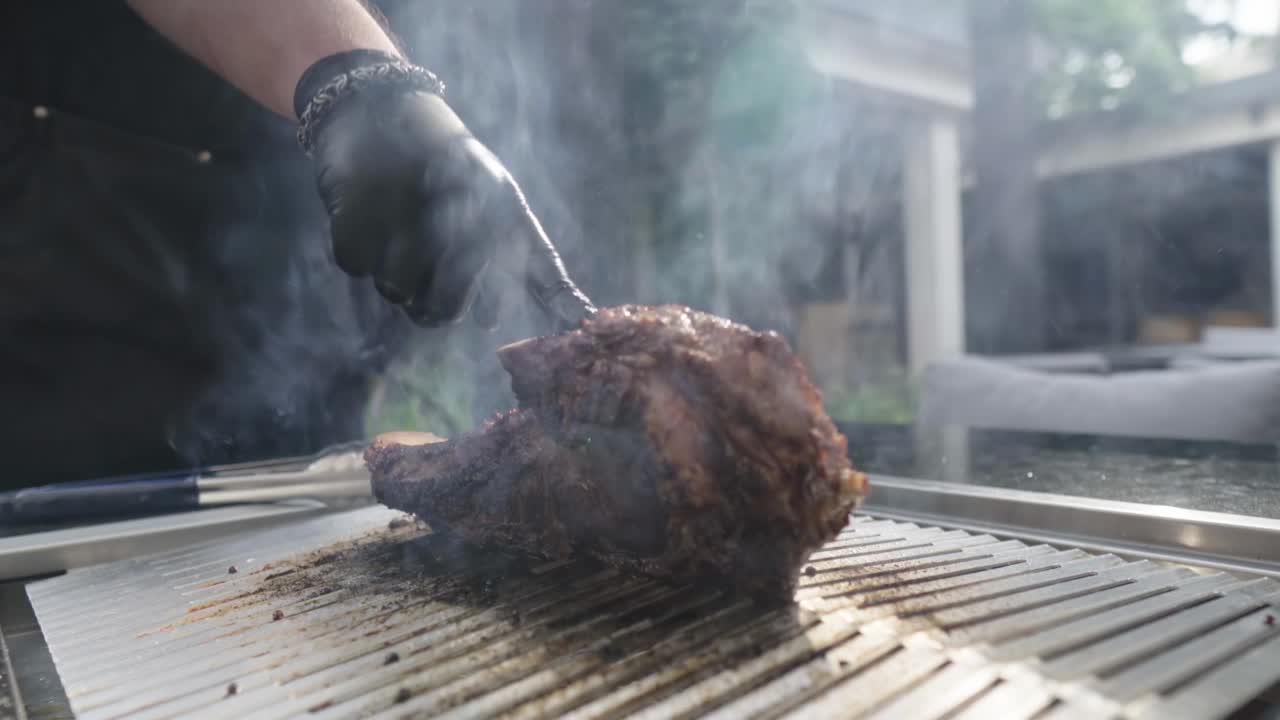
[982,573,1246,661]
[1041,584,1280,682]
[949,679,1056,720]
[1133,631,1280,720]
[926,561,1161,628]
[861,661,998,720]
[697,633,901,720]
[775,646,950,719]
[945,567,1197,646]
[1095,606,1280,702]
[799,542,1058,601]
[27,507,1280,719]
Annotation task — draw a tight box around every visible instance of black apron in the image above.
[0,7,410,489]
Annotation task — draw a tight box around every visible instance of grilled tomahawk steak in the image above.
[366,305,867,599]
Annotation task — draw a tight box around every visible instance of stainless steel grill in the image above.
[0,628,22,720]
[27,507,1280,719]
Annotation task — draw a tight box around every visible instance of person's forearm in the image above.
[127,0,401,120]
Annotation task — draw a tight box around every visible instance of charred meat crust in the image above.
[367,305,868,599]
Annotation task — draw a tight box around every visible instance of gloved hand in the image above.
[294,50,595,330]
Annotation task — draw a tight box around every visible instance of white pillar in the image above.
[904,115,966,374]
[1270,140,1280,326]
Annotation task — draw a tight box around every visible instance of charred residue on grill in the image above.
[133,512,803,718]
[596,642,628,663]
[134,526,422,638]
[246,524,549,626]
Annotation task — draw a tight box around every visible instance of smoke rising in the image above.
[371,1,908,410]
[173,0,965,460]
[168,111,414,465]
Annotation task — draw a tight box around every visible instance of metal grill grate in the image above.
[27,507,1280,719]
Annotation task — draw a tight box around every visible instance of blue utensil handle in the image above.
[0,472,200,524]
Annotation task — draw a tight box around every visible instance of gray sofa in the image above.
[920,355,1280,444]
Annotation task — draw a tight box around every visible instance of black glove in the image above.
[294,50,595,330]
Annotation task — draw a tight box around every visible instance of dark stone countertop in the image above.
[840,422,1280,519]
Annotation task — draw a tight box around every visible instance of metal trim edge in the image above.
[862,475,1280,578]
[0,501,330,582]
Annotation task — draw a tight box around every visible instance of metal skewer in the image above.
[0,446,372,525]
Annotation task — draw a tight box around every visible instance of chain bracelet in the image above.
[297,60,445,154]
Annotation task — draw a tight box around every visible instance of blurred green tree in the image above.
[1030,0,1242,118]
